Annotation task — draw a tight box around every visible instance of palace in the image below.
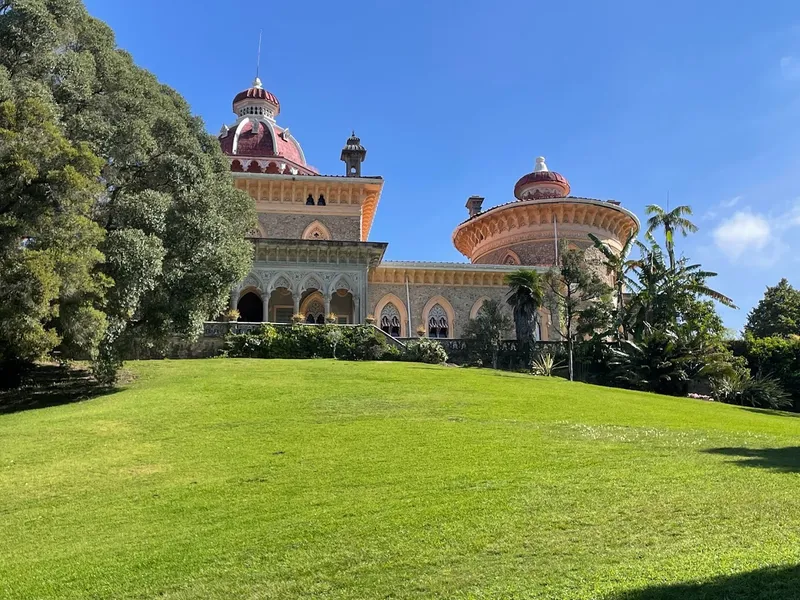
[219,77,639,340]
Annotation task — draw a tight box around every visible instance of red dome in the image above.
[514,171,569,194]
[513,157,571,200]
[232,86,280,112]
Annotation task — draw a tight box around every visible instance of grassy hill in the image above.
[2,360,800,599]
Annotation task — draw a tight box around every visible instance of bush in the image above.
[403,339,449,365]
[224,324,390,361]
[337,325,388,361]
[711,370,792,410]
[732,335,800,409]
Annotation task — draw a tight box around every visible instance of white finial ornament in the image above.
[253,77,263,89]
[534,156,548,172]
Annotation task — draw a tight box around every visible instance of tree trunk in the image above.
[568,337,574,382]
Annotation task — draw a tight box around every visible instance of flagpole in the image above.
[553,214,559,265]
[405,276,412,338]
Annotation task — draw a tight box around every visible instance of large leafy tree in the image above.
[745,278,800,338]
[505,270,544,362]
[0,0,254,382]
[462,299,512,369]
[644,204,697,270]
[545,244,612,381]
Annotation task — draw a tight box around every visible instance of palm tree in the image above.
[625,241,736,339]
[644,204,698,269]
[505,270,544,363]
[588,231,636,337]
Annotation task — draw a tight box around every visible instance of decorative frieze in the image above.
[452,198,639,262]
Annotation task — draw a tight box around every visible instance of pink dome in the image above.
[513,157,571,200]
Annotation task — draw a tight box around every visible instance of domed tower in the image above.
[218,77,314,175]
[514,157,571,200]
[340,131,367,177]
[452,156,639,268]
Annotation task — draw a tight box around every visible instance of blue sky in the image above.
[84,0,800,333]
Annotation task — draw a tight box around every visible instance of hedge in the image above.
[224,324,448,364]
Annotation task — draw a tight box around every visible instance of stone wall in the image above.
[473,239,593,266]
[257,212,360,241]
[367,283,511,338]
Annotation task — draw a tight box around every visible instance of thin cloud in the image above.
[720,195,742,208]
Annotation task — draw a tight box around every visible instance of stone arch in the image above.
[268,275,293,295]
[238,273,262,294]
[299,273,324,295]
[302,220,331,241]
[502,250,521,265]
[469,296,493,320]
[422,296,455,339]
[329,274,355,297]
[300,291,326,324]
[374,293,408,338]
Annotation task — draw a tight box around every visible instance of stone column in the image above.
[324,295,331,319]
[262,294,270,323]
[230,289,238,311]
[292,293,300,317]
[353,294,360,324]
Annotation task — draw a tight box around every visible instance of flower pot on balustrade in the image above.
[291,313,305,324]
[365,314,376,325]
[326,313,337,324]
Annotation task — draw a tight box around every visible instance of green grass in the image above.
[2,359,800,599]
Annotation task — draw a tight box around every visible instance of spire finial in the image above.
[534,156,548,172]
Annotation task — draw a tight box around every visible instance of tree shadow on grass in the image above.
[703,446,800,473]
[608,564,800,600]
[0,364,119,415]
[742,407,800,418]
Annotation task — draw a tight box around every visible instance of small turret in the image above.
[340,131,367,177]
[466,195,484,218]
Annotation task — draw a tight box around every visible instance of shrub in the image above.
[224,324,389,361]
[710,371,792,410]
[531,353,564,377]
[403,339,448,364]
[337,325,388,361]
[735,335,800,409]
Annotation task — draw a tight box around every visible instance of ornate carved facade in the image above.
[218,79,640,339]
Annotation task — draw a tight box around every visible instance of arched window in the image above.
[428,304,449,338]
[302,220,331,241]
[317,194,326,206]
[306,194,315,205]
[380,302,401,337]
[304,298,324,324]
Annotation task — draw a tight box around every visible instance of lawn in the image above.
[2,359,800,599]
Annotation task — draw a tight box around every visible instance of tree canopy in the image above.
[0,0,255,382]
[745,278,800,339]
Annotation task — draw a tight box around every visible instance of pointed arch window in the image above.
[428,304,449,339]
[380,302,401,337]
[302,220,331,240]
[304,298,325,324]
